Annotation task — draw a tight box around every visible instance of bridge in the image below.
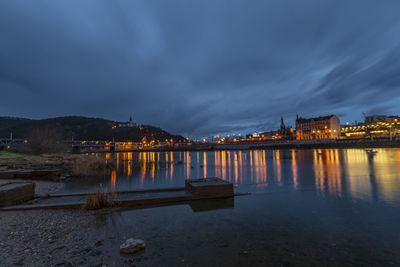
[63,141,115,153]
[0,138,162,153]
[0,138,26,150]
[0,138,115,153]
[65,141,149,153]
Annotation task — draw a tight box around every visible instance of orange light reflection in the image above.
[291,150,298,189]
[111,169,117,190]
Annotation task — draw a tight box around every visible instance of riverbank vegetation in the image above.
[0,152,116,177]
[0,116,186,143]
[82,189,120,210]
[27,126,66,155]
[0,151,19,157]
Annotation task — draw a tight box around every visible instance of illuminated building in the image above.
[257,117,295,141]
[246,134,254,139]
[365,115,399,124]
[276,116,295,140]
[115,141,143,150]
[341,115,400,138]
[296,115,340,140]
[117,115,136,128]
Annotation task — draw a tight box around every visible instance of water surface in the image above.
[67,149,400,265]
[66,148,400,206]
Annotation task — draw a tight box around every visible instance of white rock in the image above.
[120,238,145,254]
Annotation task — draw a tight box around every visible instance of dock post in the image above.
[110,145,115,153]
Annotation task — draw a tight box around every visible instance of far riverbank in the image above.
[87,139,400,153]
[219,139,400,150]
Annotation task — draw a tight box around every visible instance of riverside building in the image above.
[295,115,341,140]
[260,117,295,140]
[341,115,400,138]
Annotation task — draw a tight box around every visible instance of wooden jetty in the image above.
[0,177,235,211]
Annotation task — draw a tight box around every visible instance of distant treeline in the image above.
[0,116,185,142]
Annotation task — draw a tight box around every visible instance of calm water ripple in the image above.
[66,148,400,206]
[71,148,400,265]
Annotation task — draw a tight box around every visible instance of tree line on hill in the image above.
[0,116,185,143]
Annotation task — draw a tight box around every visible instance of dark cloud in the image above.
[1,0,400,138]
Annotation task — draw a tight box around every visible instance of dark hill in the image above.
[0,116,185,142]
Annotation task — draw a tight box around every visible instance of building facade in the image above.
[118,115,136,128]
[296,115,340,140]
[258,117,295,140]
[365,115,399,124]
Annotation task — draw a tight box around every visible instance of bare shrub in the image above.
[27,126,66,155]
[82,189,120,210]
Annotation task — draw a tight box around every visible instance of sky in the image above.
[1,0,400,138]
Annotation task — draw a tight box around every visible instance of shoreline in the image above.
[0,152,115,182]
[80,140,400,153]
[1,148,400,266]
[2,191,399,266]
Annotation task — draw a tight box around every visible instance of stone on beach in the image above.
[0,182,35,207]
[120,238,145,254]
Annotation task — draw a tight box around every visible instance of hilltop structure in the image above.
[118,115,136,128]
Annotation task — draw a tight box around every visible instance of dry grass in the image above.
[0,151,19,157]
[71,156,116,177]
[0,153,77,170]
[82,189,120,210]
[0,152,116,178]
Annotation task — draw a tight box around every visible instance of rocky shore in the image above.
[0,179,63,196]
[2,194,399,267]
[1,210,95,266]
[0,152,77,172]
[0,208,158,267]
[0,152,115,182]
[0,153,129,266]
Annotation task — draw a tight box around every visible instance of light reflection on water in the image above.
[86,148,400,266]
[66,148,400,206]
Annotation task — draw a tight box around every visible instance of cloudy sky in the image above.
[1,0,400,138]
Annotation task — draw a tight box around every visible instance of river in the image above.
[66,148,400,206]
[65,148,400,265]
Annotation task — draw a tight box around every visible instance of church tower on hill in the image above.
[128,115,134,127]
[118,114,136,128]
